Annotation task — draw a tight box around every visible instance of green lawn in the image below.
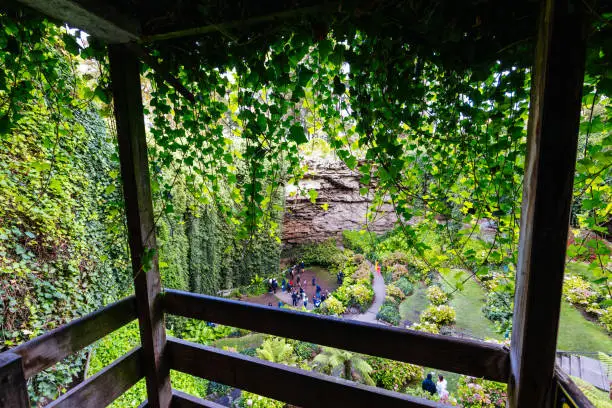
[213,333,266,351]
[399,284,430,324]
[439,269,501,340]
[557,301,611,352]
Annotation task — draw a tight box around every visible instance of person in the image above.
[421,373,436,395]
[281,278,286,292]
[312,277,316,286]
[272,279,278,294]
[278,301,283,308]
[320,291,326,302]
[288,280,293,292]
[436,374,448,399]
[267,302,273,307]
[316,284,321,295]
[303,294,308,308]
[299,287,304,295]
[300,261,305,272]
[314,297,321,308]
[296,275,300,285]
[291,291,298,307]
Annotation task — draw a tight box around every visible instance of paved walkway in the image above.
[349,262,386,324]
[556,353,611,391]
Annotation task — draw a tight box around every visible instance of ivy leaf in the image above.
[308,189,318,203]
[289,124,307,144]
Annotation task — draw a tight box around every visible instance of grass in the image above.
[557,301,611,352]
[439,269,501,340]
[399,284,430,324]
[213,333,266,351]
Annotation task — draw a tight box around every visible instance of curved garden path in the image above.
[349,262,386,324]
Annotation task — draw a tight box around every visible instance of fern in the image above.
[570,376,612,408]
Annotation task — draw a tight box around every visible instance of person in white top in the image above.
[436,374,449,399]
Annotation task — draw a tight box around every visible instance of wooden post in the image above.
[108,44,172,408]
[509,0,587,406]
[0,352,30,407]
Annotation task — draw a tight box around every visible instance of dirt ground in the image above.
[239,266,340,309]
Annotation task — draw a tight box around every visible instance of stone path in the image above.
[349,262,386,324]
[557,353,611,391]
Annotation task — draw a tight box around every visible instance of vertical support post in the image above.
[509,0,587,407]
[108,44,171,408]
[0,352,29,407]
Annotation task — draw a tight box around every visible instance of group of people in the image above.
[421,373,449,400]
[280,262,330,308]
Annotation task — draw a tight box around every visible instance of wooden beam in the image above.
[0,352,29,408]
[171,391,226,408]
[8,295,136,379]
[140,5,335,43]
[47,347,143,408]
[15,0,139,43]
[167,338,444,408]
[553,366,595,408]
[163,289,510,382]
[508,0,587,406]
[109,44,172,408]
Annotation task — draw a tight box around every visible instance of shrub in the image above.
[386,284,405,301]
[390,264,410,280]
[426,286,448,305]
[395,277,414,296]
[381,251,411,268]
[342,230,377,254]
[292,341,320,361]
[409,321,440,334]
[321,296,346,315]
[354,261,373,281]
[238,391,285,408]
[377,301,401,326]
[353,253,366,264]
[456,376,507,408]
[599,307,612,332]
[256,337,297,365]
[563,275,598,305]
[350,283,375,311]
[387,285,406,300]
[383,270,393,284]
[300,238,347,267]
[367,356,424,391]
[482,291,513,329]
[420,305,456,327]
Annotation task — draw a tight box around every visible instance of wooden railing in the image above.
[0,290,593,407]
[0,296,140,408]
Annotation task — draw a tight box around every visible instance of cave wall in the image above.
[282,159,397,245]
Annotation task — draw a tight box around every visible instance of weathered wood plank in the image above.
[109,44,172,408]
[167,338,445,408]
[171,391,226,408]
[9,295,137,379]
[163,290,509,382]
[509,0,588,406]
[14,0,139,43]
[0,352,29,408]
[47,347,143,408]
[554,366,595,408]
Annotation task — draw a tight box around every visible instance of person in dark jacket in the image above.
[421,373,437,395]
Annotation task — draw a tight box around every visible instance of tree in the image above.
[256,337,296,365]
[313,347,374,386]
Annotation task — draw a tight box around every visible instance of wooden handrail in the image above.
[553,366,596,408]
[163,289,510,382]
[8,295,137,378]
[47,347,143,408]
[167,338,447,408]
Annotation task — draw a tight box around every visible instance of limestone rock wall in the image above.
[282,159,397,245]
